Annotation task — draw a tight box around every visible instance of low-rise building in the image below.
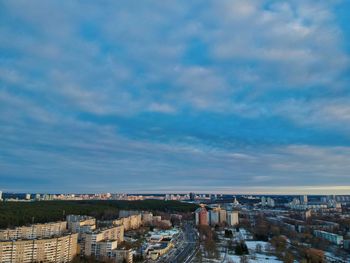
[313,230,343,245]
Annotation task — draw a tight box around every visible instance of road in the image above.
[158,221,199,263]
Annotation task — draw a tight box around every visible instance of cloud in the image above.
[0,0,349,192]
[147,103,176,114]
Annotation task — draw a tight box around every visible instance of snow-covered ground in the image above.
[223,240,283,263]
[225,253,282,263]
[197,228,286,263]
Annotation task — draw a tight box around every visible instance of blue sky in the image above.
[1,0,350,194]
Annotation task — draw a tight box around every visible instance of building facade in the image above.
[0,221,67,240]
[0,233,78,263]
[66,215,96,234]
[195,206,208,226]
[313,230,343,245]
[80,225,124,257]
[227,211,239,226]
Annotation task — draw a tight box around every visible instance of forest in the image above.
[0,200,198,228]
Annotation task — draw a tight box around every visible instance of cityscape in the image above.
[0,192,350,262]
[1,0,350,263]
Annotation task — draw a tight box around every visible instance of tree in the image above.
[240,255,249,263]
[225,229,233,238]
[270,236,287,253]
[283,252,294,263]
[235,241,249,255]
[304,248,325,263]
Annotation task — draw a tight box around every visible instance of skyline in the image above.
[1,1,350,194]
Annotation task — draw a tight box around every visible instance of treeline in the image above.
[0,200,198,228]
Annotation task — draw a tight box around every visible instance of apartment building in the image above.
[227,211,239,226]
[0,233,78,263]
[0,221,67,240]
[80,225,124,257]
[66,215,96,233]
[313,230,343,245]
[111,214,142,231]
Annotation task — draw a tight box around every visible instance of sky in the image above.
[1,0,350,194]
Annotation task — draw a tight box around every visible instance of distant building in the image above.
[25,193,31,200]
[195,206,208,225]
[119,210,139,218]
[227,211,239,226]
[268,197,275,207]
[109,214,142,231]
[66,215,96,233]
[300,195,308,204]
[261,196,275,207]
[189,192,196,201]
[142,212,153,225]
[344,240,350,251]
[0,191,2,201]
[232,197,240,206]
[219,209,227,224]
[304,210,312,220]
[313,230,343,245]
[210,194,217,202]
[209,210,219,226]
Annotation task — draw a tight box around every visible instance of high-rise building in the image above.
[300,195,308,204]
[195,206,208,225]
[66,215,96,233]
[0,221,67,240]
[209,210,219,226]
[219,209,227,224]
[189,192,195,201]
[0,191,2,201]
[0,233,78,263]
[80,225,124,258]
[267,197,275,207]
[142,212,153,225]
[226,211,239,226]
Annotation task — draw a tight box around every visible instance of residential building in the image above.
[0,221,67,240]
[219,209,227,224]
[0,233,78,263]
[142,213,153,225]
[66,215,96,233]
[300,195,308,204]
[80,225,124,257]
[209,210,219,226]
[113,248,133,263]
[195,206,208,226]
[313,230,343,245]
[227,211,239,226]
